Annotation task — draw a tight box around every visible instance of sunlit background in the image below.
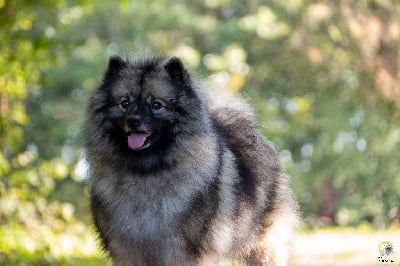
[1,0,399,265]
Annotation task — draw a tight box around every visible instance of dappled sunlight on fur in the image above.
[85,55,299,265]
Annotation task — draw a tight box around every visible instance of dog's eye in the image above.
[120,100,130,110]
[151,101,163,111]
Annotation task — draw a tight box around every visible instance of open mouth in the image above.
[127,132,152,150]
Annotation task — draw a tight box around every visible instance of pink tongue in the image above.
[128,133,147,149]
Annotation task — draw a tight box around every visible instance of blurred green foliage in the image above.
[1,0,400,264]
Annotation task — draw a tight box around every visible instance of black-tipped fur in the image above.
[102,55,127,85]
[85,55,298,266]
[164,57,189,83]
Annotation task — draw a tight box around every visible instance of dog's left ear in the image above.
[164,57,189,83]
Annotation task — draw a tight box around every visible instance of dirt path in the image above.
[291,230,400,266]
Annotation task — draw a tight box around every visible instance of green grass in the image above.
[333,251,355,260]
[0,257,110,266]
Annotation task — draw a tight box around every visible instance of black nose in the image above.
[126,115,141,128]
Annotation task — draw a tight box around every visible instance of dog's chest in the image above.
[100,175,192,245]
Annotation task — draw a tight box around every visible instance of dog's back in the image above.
[210,105,299,265]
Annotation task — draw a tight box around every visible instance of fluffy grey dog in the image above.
[85,55,298,266]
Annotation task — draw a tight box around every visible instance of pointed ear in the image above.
[104,55,126,81]
[164,57,189,83]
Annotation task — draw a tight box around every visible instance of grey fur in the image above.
[85,55,299,266]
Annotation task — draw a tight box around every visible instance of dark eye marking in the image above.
[151,100,163,111]
[120,99,130,110]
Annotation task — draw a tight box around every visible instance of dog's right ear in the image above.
[103,55,126,83]
[164,57,190,84]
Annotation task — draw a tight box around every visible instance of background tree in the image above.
[1,0,399,264]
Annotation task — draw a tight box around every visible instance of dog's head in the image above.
[87,55,207,169]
